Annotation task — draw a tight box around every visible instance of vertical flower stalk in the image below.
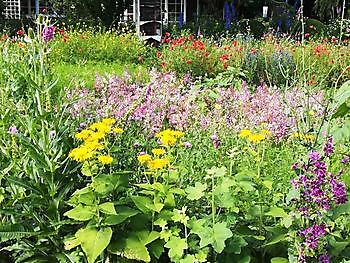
[290,137,347,261]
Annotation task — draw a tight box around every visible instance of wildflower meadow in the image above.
[0,6,350,263]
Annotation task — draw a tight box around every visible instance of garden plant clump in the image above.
[0,9,350,263]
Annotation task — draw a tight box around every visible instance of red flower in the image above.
[331,37,337,43]
[223,62,228,70]
[165,32,170,37]
[304,33,310,38]
[157,51,162,59]
[161,61,167,68]
[17,29,24,36]
[59,29,65,35]
[186,59,192,65]
[220,54,229,62]
[233,40,238,47]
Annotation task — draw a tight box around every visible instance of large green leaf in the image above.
[332,80,350,118]
[265,207,288,218]
[109,231,159,262]
[76,227,112,263]
[165,236,188,260]
[104,206,139,226]
[212,222,233,253]
[185,182,207,201]
[271,257,289,263]
[64,204,96,221]
[191,221,233,253]
[99,202,117,215]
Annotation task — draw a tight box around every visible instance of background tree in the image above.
[49,0,132,27]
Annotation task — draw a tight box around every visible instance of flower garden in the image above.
[0,13,350,263]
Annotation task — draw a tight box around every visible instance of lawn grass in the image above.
[52,61,149,89]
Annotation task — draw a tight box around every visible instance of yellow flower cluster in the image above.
[152,148,166,155]
[239,128,271,144]
[291,132,316,143]
[69,118,122,164]
[137,147,170,170]
[155,129,184,147]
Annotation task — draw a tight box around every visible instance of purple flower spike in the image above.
[323,137,334,157]
[309,151,322,163]
[42,26,55,42]
[319,254,330,263]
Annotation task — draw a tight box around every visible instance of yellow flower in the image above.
[155,129,183,147]
[261,129,272,136]
[98,155,113,165]
[147,158,169,170]
[247,133,266,144]
[239,129,252,138]
[137,154,152,165]
[68,146,94,162]
[304,134,316,142]
[152,148,166,155]
[291,132,300,138]
[214,104,222,110]
[84,140,104,151]
[170,130,184,138]
[309,111,315,116]
[85,132,105,142]
[75,129,93,140]
[102,118,116,126]
[113,127,124,134]
[89,122,111,134]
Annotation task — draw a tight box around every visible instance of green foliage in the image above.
[48,0,132,27]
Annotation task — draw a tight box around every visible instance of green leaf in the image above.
[263,235,287,247]
[262,180,273,190]
[329,237,349,255]
[332,80,350,118]
[64,238,81,250]
[104,207,139,226]
[180,254,197,263]
[109,231,159,262]
[165,236,188,260]
[68,187,95,206]
[286,188,300,204]
[206,166,227,178]
[92,174,114,195]
[212,222,233,253]
[99,202,117,215]
[76,227,112,263]
[226,235,248,254]
[271,257,289,263]
[265,207,288,218]
[64,204,96,221]
[186,182,207,200]
[131,196,153,214]
[148,239,165,259]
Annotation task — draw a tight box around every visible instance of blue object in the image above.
[178,12,184,27]
[230,1,237,21]
[35,0,39,15]
[294,0,301,10]
[224,1,232,30]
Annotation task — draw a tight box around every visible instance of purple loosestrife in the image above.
[290,137,347,261]
[42,26,55,42]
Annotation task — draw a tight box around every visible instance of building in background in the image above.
[123,0,199,42]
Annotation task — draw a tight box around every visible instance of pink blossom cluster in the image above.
[67,70,325,139]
